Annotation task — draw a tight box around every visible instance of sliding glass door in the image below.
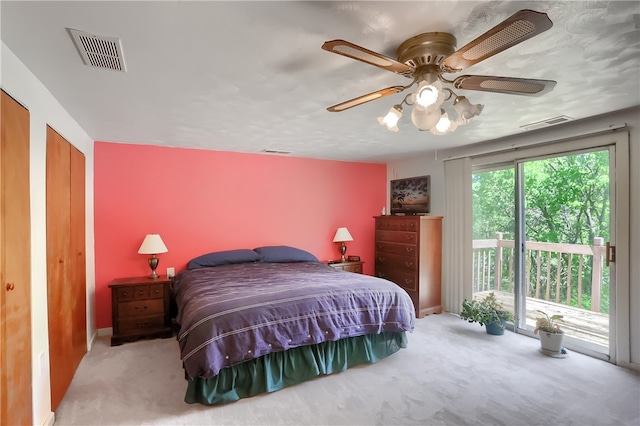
[472,147,614,357]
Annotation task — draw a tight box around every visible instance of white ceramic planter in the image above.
[539,331,564,352]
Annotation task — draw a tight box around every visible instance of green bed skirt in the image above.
[184,331,408,405]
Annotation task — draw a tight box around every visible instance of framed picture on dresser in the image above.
[390,175,430,215]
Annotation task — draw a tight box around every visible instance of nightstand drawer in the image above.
[117,315,166,335]
[327,261,364,274]
[116,287,134,302]
[118,299,164,318]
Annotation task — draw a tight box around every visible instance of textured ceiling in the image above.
[2,1,639,163]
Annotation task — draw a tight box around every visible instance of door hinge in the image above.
[605,242,616,266]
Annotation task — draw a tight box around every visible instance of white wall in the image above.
[388,107,640,369]
[1,42,95,426]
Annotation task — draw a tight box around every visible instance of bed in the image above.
[172,245,415,405]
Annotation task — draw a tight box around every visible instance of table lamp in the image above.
[333,227,353,261]
[138,234,168,279]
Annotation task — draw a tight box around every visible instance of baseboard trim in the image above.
[42,411,55,426]
[88,331,97,351]
[97,327,113,337]
[619,360,640,372]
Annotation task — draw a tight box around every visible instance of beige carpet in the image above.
[54,313,640,425]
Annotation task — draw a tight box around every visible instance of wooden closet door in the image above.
[46,126,73,411]
[1,90,33,425]
[70,146,86,370]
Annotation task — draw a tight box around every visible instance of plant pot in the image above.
[539,331,564,352]
[485,319,505,335]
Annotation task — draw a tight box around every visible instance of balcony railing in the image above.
[473,233,608,313]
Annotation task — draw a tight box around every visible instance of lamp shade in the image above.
[333,227,354,243]
[138,234,168,254]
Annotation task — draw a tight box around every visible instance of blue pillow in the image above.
[187,249,260,270]
[253,245,319,263]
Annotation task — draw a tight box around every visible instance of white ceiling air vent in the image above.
[69,28,126,72]
[261,149,292,155]
[520,115,573,131]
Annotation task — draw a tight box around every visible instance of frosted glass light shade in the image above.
[411,106,442,130]
[454,96,484,123]
[378,105,402,132]
[138,234,168,254]
[413,80,445,112]
[333,227,353,242]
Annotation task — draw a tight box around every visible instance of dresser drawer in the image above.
[375,230,417,244]
[375,252,418,273]
[375,218,419,232]
[117,315,166,335]
[375,268,418,292]
[118,298,164,318]
[375,241,417,257]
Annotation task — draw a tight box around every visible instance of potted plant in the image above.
[534,310,564,353]
[460,292,514,335]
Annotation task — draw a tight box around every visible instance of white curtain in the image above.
[442,157,473,313]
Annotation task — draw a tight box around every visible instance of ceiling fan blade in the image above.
[453,75,556,96]
[442,9,553,73]
[327,86,406,112]
[322,40,413,76]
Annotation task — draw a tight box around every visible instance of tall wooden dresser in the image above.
[374,215,443,318]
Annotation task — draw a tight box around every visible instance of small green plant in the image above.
[460,292,514,329]
[534,310,563,334]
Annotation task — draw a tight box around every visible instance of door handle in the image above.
[605,242,616,266]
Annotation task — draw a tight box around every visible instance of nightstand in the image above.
[327,260,364,274]
[108,275,173,346]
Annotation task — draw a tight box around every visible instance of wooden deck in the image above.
[475,290,609,349]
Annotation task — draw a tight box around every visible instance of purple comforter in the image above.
[172,261,415,378]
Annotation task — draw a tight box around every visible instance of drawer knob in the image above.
[6,283,15,291]
[122,292,127,296]
[406,247,414,253]
[138,291,144,295]
[405,261,414,267]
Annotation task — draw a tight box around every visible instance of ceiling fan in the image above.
[321,9,557,135]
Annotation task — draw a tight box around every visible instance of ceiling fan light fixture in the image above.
[453,96,484,123]
[322,10,556,137]
[378,105,403,132]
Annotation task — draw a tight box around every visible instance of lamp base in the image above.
[340,243,347,261]
[148,255,160,279]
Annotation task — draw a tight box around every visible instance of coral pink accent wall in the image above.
[94,142,386,328]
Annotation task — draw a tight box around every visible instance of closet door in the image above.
[46,126,73,411]
[47,126,86,411]
[70,146,86,370]
[1,90,32,425]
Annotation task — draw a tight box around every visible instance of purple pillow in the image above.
[253,245,319,263]
[187,249,260,270]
